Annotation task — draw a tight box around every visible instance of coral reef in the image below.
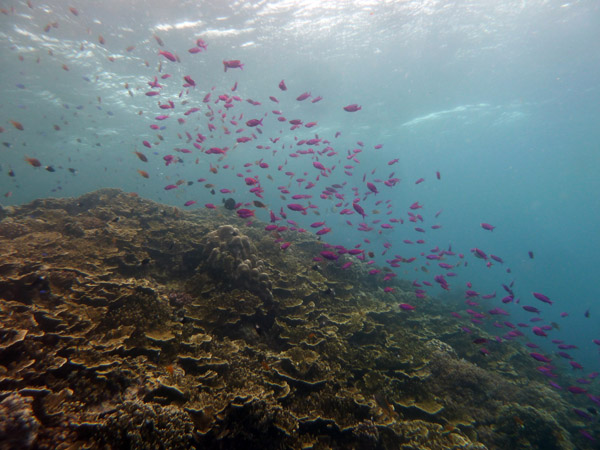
[0,188,594,449]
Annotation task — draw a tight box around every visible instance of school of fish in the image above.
[0,3,598,442]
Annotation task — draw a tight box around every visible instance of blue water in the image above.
[1,0,600,433]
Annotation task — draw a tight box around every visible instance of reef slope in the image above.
[0,189,583,449]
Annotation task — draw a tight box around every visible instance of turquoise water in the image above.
[1,0,600,442]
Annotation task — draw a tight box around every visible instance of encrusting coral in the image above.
[0,189,592,449]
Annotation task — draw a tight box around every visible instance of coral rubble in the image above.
[0,189,592,449]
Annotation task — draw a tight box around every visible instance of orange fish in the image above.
[24,157,41,167]
[9,120,23,130]
[134,151,147,162]
[98,35,105,45]
[69,6,79,16]
[137,169,149,178]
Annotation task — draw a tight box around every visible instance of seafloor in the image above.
[0,189,593,449]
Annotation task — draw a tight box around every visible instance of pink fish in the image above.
[164,184,178,190]
[287,203,307,214]
[320,251,338,261]
[415,178,425,184]
[296,92,311,101]
[158,50,177,62]
[311,222,325,228]
[313,161,326,171]
[316,227,331,236]
[279,80,287,91]
[236,208,255,218]
[343,104,361,112]
[530,352,552,363]
[269,96,279,103]
[366,182,378,194]
[533,292,553,305]
[205,203,217,209]
[311,96,322,103]
[142,140,152,148]
[183,75,196,87]
[399,303,415,311]
[352,202,366,218]
[184,200,197,206]
[223,60,244,72]
[481,223,495,231]
[246,118,263,127]
[532,327,548,337]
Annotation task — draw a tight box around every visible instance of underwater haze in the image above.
[1,0,600,445]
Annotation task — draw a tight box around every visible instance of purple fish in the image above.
[246,118,263,127]
[287,203,306,213]
[366,182,378,194]
[343,104,361,112]
[533,292,553,305]
[481,223,495,231]
[522,305,540,314]
[532,327,547,337]
[472,248,487,259]
[530,352,551,363]
[352,202,366,218]
[399,303,415,311]
[320,251,338,261]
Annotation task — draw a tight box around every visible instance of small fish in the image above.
[24,157,41,167]
[9,120,23,130]
[223,60,244,72]
[278,80,287,91]
[399,303,415,311]
[137,169,149,178]
[236,208,255,218]
[530,352,551,363]
[366,182,378,194]
[134,151,148,162]
[533,292,553,305]
[343,104,361,112]
[481,223,495,231]
[246,118,263,127]
[296,92,311,101]
[159,50,177,62]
